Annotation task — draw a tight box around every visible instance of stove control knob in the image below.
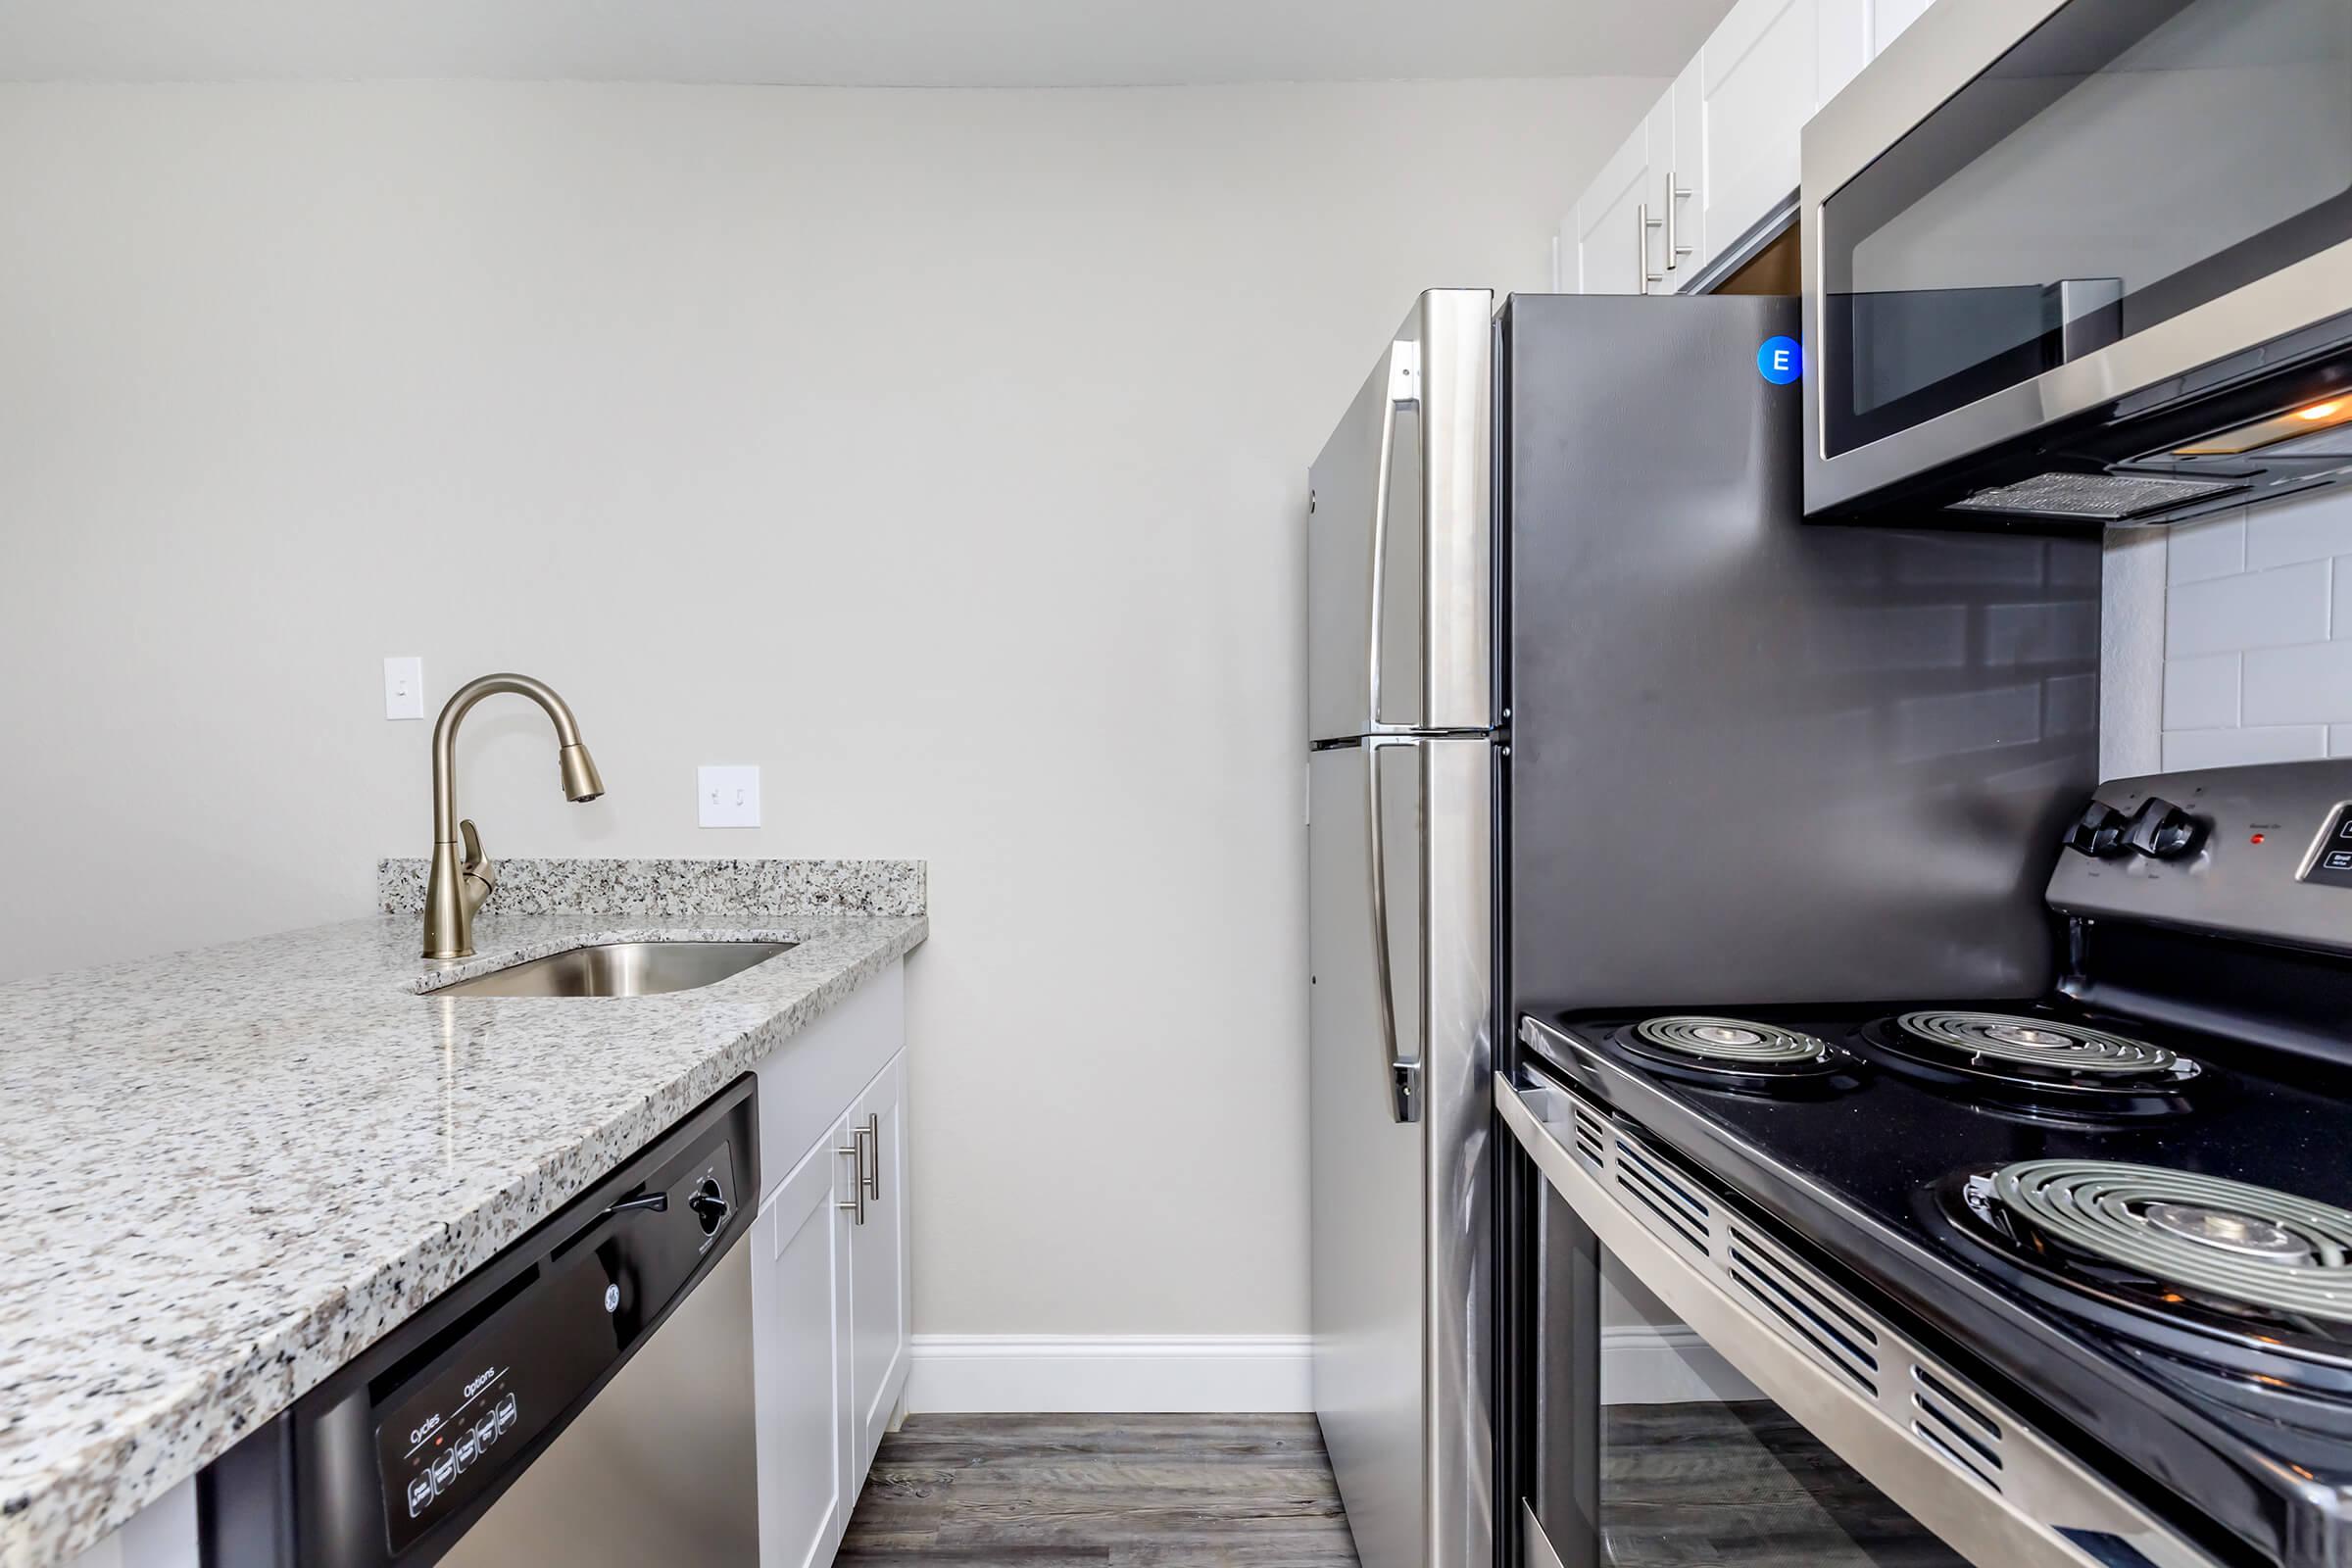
[688,1178,729,1237]
[2063,802,2129,858]
[2123,797,2201,859]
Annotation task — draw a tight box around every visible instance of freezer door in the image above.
[1307,290,1495,742]
[1309,738,1494,1568]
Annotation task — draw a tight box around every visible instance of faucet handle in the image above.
[458,818,497,915]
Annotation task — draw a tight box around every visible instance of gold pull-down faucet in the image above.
[423,673,605,960]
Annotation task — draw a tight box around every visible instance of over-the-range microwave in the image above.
[1801,0,2352,527]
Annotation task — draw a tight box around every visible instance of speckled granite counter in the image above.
[0,861,925,1568]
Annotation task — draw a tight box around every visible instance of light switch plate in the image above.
[698,765,760,828]
[384,657,424,720]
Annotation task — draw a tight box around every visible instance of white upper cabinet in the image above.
[1663,59,1701,287]
[1556,0,1932,291]
[1694,0,1822,275]
[1565,118,1656,294]
[1873,0,1934,52]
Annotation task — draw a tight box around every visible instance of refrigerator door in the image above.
[1309,736,1493,1568]
[1308,290,1495,743]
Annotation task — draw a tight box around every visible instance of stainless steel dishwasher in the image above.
[201,1076,761,1567]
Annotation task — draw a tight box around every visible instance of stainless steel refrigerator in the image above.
[1305,289,2101,1568]
[1308,289,1497,1568]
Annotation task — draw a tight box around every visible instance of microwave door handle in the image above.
[1367,341,1420,729]
[1365,736,1420,1124]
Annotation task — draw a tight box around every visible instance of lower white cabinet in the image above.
[846,1054,910,1474]
[754,1125,857,1568]
[751,1026,910,1568]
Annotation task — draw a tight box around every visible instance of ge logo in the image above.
[1757,335,1802,385]
[604,1284,620,1313]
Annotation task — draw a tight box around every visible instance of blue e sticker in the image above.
[1757,336,1802,384]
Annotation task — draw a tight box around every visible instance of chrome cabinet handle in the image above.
[858,1112,880,1201]
[836,1126,867,1224]
[1365,736,1420,1124]
[1638,203,1665,293]
[1665,171,1692,268]
[1366,340,1420,727]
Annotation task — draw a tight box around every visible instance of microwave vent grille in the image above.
[1948,470,2243,520]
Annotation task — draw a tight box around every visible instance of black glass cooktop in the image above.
[1522,999,2352,1568]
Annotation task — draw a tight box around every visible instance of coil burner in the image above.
[1860,1010,2199,1121]
[1610,1015,1858,1091]
[1943,1159,2352,1381]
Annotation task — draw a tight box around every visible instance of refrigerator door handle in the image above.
[1365,735,1421,1124]
[1366,340,1421,731]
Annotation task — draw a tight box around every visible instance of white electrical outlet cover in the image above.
[384,657,424,720]
[698,765,760,828]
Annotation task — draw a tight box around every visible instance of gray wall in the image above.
[0,77,1658,1343]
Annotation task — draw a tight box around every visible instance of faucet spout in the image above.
[423,672,604,960]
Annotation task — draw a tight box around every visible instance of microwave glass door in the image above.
[1531,1184,1968,1568]
[1818,0,2352,460]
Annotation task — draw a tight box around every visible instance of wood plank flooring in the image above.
[838,1414,1361,1567]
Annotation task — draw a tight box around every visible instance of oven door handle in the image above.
[1496,1071,2217,1568]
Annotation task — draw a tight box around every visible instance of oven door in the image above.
[1496,1069,2215,1568]
[1801,0,2352,523]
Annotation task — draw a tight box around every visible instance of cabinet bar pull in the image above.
[837,1129,867,1224]
[859,1112,881,1201]
[1667,172,1693,266]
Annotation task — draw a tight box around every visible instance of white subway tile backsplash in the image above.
[2242,488,2352,570]
[2166,510,2246,584]
[2243,640,2352,726]
[2162,654,2239,731]
[2163,725,2328,772]
[2330,725,2352,758]
[2167,561,2330,658]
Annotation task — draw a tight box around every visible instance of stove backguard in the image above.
[2052,760,2352,1074]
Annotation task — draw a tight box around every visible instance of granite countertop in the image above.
[0,859,926,1568]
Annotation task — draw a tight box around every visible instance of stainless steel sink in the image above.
[430,940,796,998]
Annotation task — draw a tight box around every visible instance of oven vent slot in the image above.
[1912,1366,2005,1489]
[1724,1226,1879,1396]
[1913,1414,2003,1494]
[1614,1137,1711,1258]
[1571,1106,1606,1173]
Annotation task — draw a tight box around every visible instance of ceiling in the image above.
[0,0,1733,86]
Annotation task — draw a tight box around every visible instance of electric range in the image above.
[1500,760,2352,1568]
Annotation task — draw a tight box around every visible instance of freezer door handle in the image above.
[1366,340,1420,731]
[1365,736,1420,1123]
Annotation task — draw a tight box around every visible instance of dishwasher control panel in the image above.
[371,1144,738,1554]
[200,1077,759,1568]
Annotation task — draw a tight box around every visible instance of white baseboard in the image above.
[1601,1324,1761,1404]
[906,1335,1312,1414]
[904,1327,1756,1414]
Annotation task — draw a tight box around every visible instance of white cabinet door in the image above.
[753,1120,856,1568]
[846,1052,910,1474]
[1696,0,1816,273]
[1570,118,1656,295]
[1662,59,1701,289]
[1818,0,1873,112]
[1872,0,1933,53]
